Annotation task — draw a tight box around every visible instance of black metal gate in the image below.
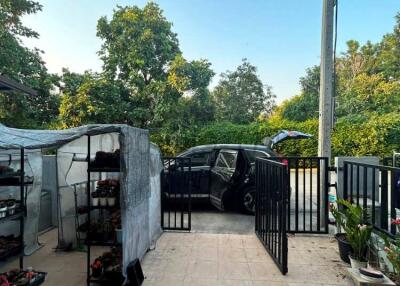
[255,158,288,275]
[255,156,329,275]
[271,157,329,234]
[161,157,192,231]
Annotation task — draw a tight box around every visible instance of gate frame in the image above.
[255,156,330,275]
[270,157,330,234]
[161,157,192,231]
[255,158,289,275]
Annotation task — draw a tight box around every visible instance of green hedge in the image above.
[151,112,400,158]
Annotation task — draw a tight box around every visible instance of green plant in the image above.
[377,220,400,277]
[331,199,372,261]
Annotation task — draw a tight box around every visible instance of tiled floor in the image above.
[0,230,352,285]
[142,232,353,286]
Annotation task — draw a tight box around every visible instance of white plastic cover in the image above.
[0,150,42,255]
[0,124,162,274]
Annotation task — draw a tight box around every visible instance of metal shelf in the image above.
[88,167,120,173]
[0,211,23,224]
[85,240,121,247]
[0,171,23,179]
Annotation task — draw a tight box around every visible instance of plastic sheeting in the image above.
[0,124,162,274]
[0,150,42,255]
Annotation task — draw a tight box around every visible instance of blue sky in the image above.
[22,0,400,102]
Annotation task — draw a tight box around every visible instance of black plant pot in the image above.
[335,233,352,264]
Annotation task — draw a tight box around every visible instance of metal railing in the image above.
[271,157,329,234]
[255,158,288,275]
[343,161,400,236]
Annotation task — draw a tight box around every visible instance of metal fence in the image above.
[383,156,400,168]
[271,157,329,234]
[343,161,400,236]
[255,158,288,275]
[161,157,192,231]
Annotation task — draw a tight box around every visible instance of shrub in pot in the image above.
[331,199,372,268]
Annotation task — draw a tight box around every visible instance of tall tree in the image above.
[96,3,181,127]
[280,66,320,122]
[213,59,275,124]
[0,0,59,128]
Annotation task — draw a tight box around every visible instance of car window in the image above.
[215,150,238,169]
[189,152,211,167]
[245,150,270,163]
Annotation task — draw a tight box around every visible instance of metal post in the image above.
[20,148,24,269]
[318,0,335,229]
[87,135,91,286]
[318,0,335,161]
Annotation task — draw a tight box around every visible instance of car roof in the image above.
[178,144,274,157]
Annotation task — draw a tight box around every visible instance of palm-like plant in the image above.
[331,199,372,261]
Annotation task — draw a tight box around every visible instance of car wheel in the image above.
[241,187,256,215]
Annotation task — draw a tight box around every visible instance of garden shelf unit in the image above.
[0,149,27,269]
[84,135,122,286]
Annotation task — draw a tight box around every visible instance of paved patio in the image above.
[0,229,352,285]
[142,232,352,286]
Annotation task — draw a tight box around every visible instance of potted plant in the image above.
[331,199,372,268]
[91,258,103,278]
[392,218,400,234]
[91,192,99,207]
[107,190,116,207]
[99,190,107,207]
[111,211,122,243]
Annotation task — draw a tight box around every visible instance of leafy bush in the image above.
[152,112,400,158]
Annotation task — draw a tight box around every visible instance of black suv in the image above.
[177,144,277,214]
[165,130,311,215]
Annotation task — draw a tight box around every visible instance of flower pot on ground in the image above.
[331,199,372,265]
[335,233,352,263]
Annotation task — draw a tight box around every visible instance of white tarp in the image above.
[0,124,161,275]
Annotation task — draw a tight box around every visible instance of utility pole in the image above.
[319,0,335,230]
[318,0,335,162]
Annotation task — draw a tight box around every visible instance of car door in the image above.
[210,149,238,210]
[187,151,211,198]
